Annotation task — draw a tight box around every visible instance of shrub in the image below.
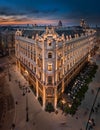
[45,102,54,113]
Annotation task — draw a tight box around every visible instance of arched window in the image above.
[48,52,52,58]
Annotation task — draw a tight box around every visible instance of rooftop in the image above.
[21,27,85,39]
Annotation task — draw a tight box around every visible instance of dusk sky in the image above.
[0,0,100,26]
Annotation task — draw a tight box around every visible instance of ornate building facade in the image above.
[15,27,97,110]
[0,27,15,56]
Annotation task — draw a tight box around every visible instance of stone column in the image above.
[36,79,38,98]
[35,45,38,76]
[62,42,65,75]
[55,46,57,82]
[62,79,64,93]
[42,40,45,82]
[54,87,57,110]
[43,86,46,110]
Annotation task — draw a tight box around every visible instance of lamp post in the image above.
[26,88,29,122]
[11,100,17,130]
[23,85,30,122]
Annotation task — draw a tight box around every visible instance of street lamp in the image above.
[11,100,17,130]
[7,62,11,81]
[23,85,30,122]
[68,103,72,108]
[26,88,29,122]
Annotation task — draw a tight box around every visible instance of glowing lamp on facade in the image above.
[25,70,28,75]
[73,96,75,99]
[62,99,66,104]
[68,103,72,108]
[68,93,70,96]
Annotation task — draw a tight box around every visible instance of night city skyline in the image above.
[0,0,100,26]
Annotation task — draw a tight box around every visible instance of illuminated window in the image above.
[48,52,52,58]
[48,76,52,84]
[48,64,52,71]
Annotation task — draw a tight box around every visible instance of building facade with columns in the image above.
[15,27,97,110]
[0,27,15,56]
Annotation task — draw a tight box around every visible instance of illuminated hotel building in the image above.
[15,27,97,110]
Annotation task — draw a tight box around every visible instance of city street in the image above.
[0,50,100,130]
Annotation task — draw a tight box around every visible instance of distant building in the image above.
[58,20,62,27]
[15,27,97,110]
[80,19,86,28]
[96,27,100,47]
[0,27,15,56]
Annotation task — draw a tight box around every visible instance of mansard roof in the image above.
[20,27,85,39]
[22,30,44,38]
[56,29,85,38]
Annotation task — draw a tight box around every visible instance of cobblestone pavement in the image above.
[0,51,100,130]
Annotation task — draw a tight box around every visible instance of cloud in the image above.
[0,6,26,16]
[0,4,59,20]
[0,0,100,25]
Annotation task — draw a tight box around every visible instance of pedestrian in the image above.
[12,123,15,128]
[16,101,18,105]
